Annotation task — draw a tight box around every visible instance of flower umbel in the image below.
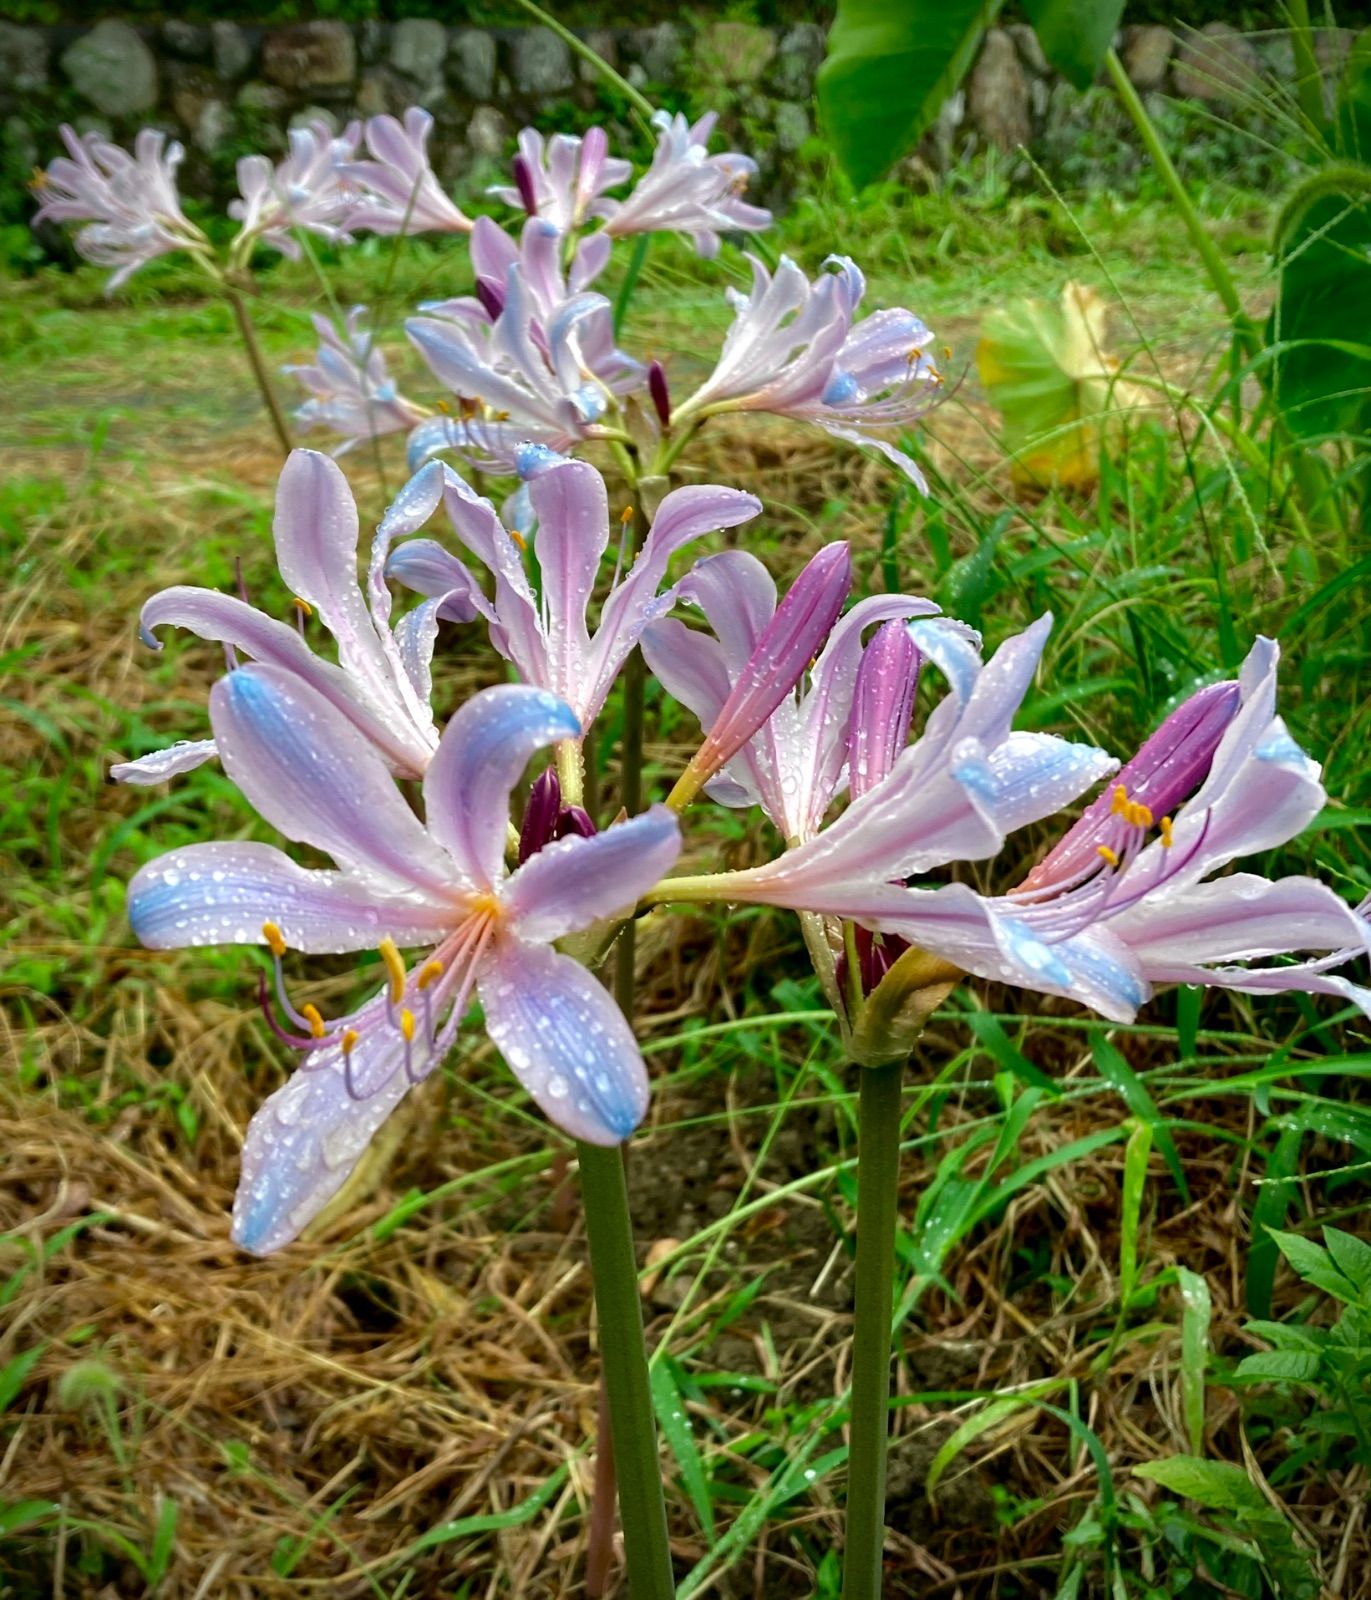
[128,672,681,1253]
[285,308,428,457]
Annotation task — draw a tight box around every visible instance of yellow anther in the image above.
[293,596,313,617]
[1128,801,1153,830]
[1111,784,1130,816]
[378,936,407,1005]
[620,505,634,526]
[417,959,445,991]
[301,1002,327,1040]
[1097,844,1120,867]
[261,921,287,958]
[942,344,953,361]
[469,890,503,921]
[1160,815,1174,848]
[342,1028,359,1056]
[436,398,452,414]
[400,1008,416,1043]
[508,527,527,552]
[31,166,49,190]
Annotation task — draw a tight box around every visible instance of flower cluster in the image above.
[97,100,1368,1268]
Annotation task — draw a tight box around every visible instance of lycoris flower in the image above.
[670,256,941,488]
[384,451,761,729]
[229,119,361,259]
[405,218,640,470]
[113,450,469,786]
[490,126,631,234]
[285,308,428,456]
[128,671,681,1253]
[644,548,949,838]
[344,109,472,236]
[32,125,205,291]
[720,638,1371,1023]
[601,111,770,256]
[660,614,1118,915]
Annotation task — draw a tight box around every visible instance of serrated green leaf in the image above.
[1235,1350,1323,1383]
[1269,1227,1360,1303]
[1323,1227,1371,1294]
[817,0,1004,190]
[1135,1456,1269,1516]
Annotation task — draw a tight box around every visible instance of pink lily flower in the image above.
[113,450,475,787]
[32,125,204,292]
[731,638,1371,1023]
[382,451,761,730]
[344,108,472,236]
[229,119,361,259]
[489,126,632,234]
[663,613,1118,905]
[671,256,941,489]
[642,547,955,841]
[602,111,771,257]
[128,671,681,1253]
[405,217,641,471]
[284,307,428,456]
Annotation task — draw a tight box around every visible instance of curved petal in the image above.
[210,664,456,892]
[138,586,423,772]
[1138,959,1371,1020]
[386,538,492,624]
[129,841,455,952]
[970,732,1118,834]
[502,806,682,942]
[478,937,648,1144]
[111,738,219,786]
[232,1021,413,1255]
[272,450,393,693]
[1116,873,1371,965]
[523,454,610,695]
[422,683,580,888]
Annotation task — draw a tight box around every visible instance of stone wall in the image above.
[0,15,1343,228]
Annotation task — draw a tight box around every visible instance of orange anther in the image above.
[261,921,287,958]
[301,1002,327,1040]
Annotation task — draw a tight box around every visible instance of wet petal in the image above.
[128,840,454,952]
[478,937,648,1144]
[111,738,218,786]
[231,1023,412,1255]
[523,454,610,695]
[1116,873,1371,965]
[503,806,681,942]
[210,663,456,892]
[422,683,580,888]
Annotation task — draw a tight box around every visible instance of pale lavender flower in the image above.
[343,108,471,236]
[229,119,362,258]
[723,637,1371,1023]
[128,672,681,1253]
[601,110,770,256]
[671,256,941,489]
[405,217,642,470]
[665,613,1118,902]
[32,125,203,292]
[113,450,475,787]
[643,549,956,841]
[284,307,428,456]
[382,450,760,729]
[490,126,632,234]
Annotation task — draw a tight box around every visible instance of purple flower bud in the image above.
[513,153,539,217]
[694,543,853,779]
[1023,678,1243,891]
[518,767,598,863]
[648,359,671,428]
[474,274,505,322]
[848,620,920,802]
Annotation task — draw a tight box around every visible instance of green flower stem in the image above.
[842,1059,904,1600]
[1103,49,1256,357]
[223,285,293,458]
[577,1140,675,1600]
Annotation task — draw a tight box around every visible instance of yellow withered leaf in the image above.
[976,281,1146,489]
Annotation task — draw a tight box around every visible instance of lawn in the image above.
[3,158,1371,1599]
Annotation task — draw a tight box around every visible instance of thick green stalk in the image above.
[1104,49,1255,356]
[223,286,293,458]
[842,1060,904,1600]
[577,1141,675,1600]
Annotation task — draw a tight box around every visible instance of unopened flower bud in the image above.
[512,154,539,217]
[849,620,920,802]
[648,359,671,428]
[474,275,505,322]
